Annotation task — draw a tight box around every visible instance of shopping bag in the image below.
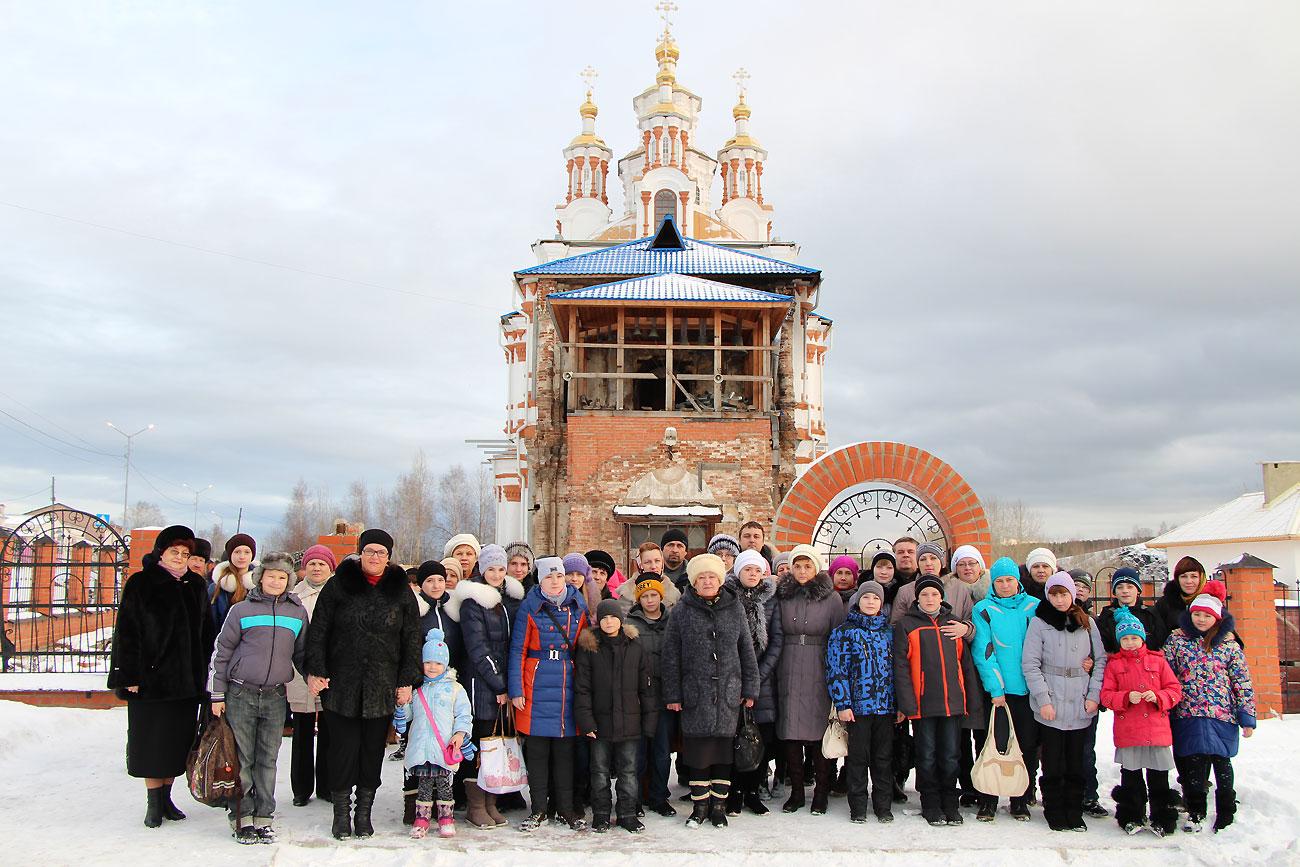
[821,709,849,759]
[971,704,1030,797]
[733,707,764,773]
[186,709,242,808]
[476,708,528,794]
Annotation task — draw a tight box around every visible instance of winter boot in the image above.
[437,801,456,838]
[1213,786,1237,832]
[483,791,509,827]
[1008,797,1031,821]
[1111,783,1146,831]
[331,790,353,840]
[518,811,546,832]
[810,753,831,815]
[782,744,806,812]
[685,779,711,829]
[618,815,645,833]
[591,814,611,833]
[143,786,164,828]
[352,788,376,838]
[410,800,433,839]
[744,790,769,815]
[709,796,729,828]
[1183,787,1207,832]
[1149,788,1179,837]
[464,780,494,829]
[976,797,997,822]
[159,782,186,821]
[725,785,744,817]
[403,790,417,826]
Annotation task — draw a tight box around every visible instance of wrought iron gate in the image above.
[0,507,129,674]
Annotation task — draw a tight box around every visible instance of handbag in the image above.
[186,708,242,809]
[971,704,1030,797]
[477,706,529,795]
[821,709,849,759]
[416,688,463,768]
[733,706,764,773]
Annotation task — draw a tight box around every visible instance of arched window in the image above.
[653,189,676,226]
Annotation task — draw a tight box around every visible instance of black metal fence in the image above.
[1277,585,1300,715]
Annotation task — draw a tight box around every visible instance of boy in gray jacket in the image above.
[209,552,308,843]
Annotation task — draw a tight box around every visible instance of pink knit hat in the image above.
[829,555,860,577]
[301,544,337,571]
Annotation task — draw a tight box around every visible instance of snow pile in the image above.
[1059,544,1169,586]
[0,700,1296,866]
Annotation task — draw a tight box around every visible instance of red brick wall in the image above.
[1223,565,1282,718]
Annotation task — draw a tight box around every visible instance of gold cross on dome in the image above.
[580,65,598,94]
[733,67,751,98]
[656,0,679,34]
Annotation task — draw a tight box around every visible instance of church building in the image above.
[487,21,832,570]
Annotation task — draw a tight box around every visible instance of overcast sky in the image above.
[2,1,1297,543]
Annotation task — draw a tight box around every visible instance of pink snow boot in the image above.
[437,801,456,838]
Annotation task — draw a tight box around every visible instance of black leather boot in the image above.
[158,781,187,821]
[143,787,164,828]
[331,790,353,840]
[353,788,376,838]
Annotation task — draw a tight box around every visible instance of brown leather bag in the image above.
[186,710,242,808]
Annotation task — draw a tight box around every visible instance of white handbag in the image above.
[971,704,1030,797]
[821,709,849,759]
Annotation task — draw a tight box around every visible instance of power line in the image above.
[0,199,500,312]
[0,406,116,457]
[0,415,99,464]
[0,485,56,504]
[0,390,106,451]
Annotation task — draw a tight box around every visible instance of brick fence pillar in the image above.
[1221,554,1282,719]
[316,532,358,570]
[32,537,56,617]
[128,528,160,576]
[68,541,92,608]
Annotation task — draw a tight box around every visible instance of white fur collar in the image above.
[444,576,524,623]
[213,560,257,593]
[412,585,430,618]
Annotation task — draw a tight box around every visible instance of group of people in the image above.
[107,520,1256,846]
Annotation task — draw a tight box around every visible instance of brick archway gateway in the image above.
[773,441,992,566]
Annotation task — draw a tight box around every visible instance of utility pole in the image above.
[236,507,243,533]
[182,483,214,529]
[106,421,154,528]
[50,476,55,505]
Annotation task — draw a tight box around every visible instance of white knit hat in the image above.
[733,549,769,577]
[950,544,986,572]
[1025,547,1057,570]
[443,533,482,557]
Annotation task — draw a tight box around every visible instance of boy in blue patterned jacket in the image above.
[826,580,896,823]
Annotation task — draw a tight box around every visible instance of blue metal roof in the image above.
[548,274,793,303]
[517,233,819,277]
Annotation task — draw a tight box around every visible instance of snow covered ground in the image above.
[0,700,1295,866]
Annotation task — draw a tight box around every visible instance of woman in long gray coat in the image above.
[1022,571,1107,832]
[661,553,759,830]
[776,545,845,815]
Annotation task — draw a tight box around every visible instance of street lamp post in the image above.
[106,421,154,529]
[182,483,214,529]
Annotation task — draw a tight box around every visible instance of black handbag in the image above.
[733,707,763,773]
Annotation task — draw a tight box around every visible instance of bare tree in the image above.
[206,520,228,558]
[346,479,370,528]
[435,464,474,546]
[273,479,337,552]
[389,451,437,563]
[983,497,1045,547]
[477,462,498,542]
[124,500,167,530]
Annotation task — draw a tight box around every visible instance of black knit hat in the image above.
[192,538,212,561]
[585,549,616,575]
[417,559,447,581]
[357,528,394,556]
[153,525,196,554]
[915,575,945,599]
[660,528,689,548]
[223,533,257,561]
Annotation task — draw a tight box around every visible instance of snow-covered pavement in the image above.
[1,700,1295,866]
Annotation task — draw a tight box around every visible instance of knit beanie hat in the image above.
[1111,567,1142,594]
[440,557,463,581]
[788,544,823,572]
[916,541,946,567]
[849,581,885,612]
[255,552,298,592]
[915,575,945,599]
[772,551,791,571]
[950,544,985,572]
[357,528,393,556]
[423,628,451,665]
[444,533,482,557]
[707,534,741,558]
[989,556,1020,582]
[1189,580,1227,621]
[302,543,337,571]
[829,555,860,577]
[585,549,616,575]
[478,544,508,572]
[504,541,534,567]
[1069,569,1093,589]
[417,559,446,581]
[635,577,665,600]
[562,552,590,580]
[535,556,566,581]
[870,551,897,571]
[154,525,197,555]
[192,537,212,561]
[224,532,256,561]
[595,598,624,623]
[686,553,726,584]
[1044,571,1077,599]
[733,549,769,578]
[1025,547,1057,571]
[660,527,690,549]
[1114,608,1147,642]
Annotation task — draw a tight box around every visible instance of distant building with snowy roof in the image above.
[1147,461,1300,583]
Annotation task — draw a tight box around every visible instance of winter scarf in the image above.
[776,570,834,603]
[1035,597,1083,632]
[731,576,775,656]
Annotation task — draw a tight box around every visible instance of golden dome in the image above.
[655,33,680,61]
[579,90,598,119]
[733,95,751,120]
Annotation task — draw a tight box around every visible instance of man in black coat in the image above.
[305,529,422,840]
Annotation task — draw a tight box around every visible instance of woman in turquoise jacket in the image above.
[970,557,1040,822]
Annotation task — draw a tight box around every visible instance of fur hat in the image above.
[915,575,945,599]
[660,528,689,549]
[191,537,212,561]
[478,544,508,572]
[357,528,393,556]
[562,552,590,580]
[535,556,566,580]
[444,533,482,558]
[989,556,1020,583]
[417,559,446,581]
[635,577,665,600]
[1045,571,1077,599]
[1189,580,1227,621]
[423,628,450,665]
[950,544,985,573]
[733,549,769,578]
[1114,608,1147,642]
[1111,567,1142,594]
[829,555,860,577]
[505,541,534,567]
[788,544,823,572]
[255,552,298,591]
[686,553,726,584]
[302,544,337,571]
[223,532,256,561]
[153,525,196,555]
[915,541,946,567]
[707,534,741,558]
[1025,547,1057,571]
[595,598,624,623]
[585,549,616,576]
